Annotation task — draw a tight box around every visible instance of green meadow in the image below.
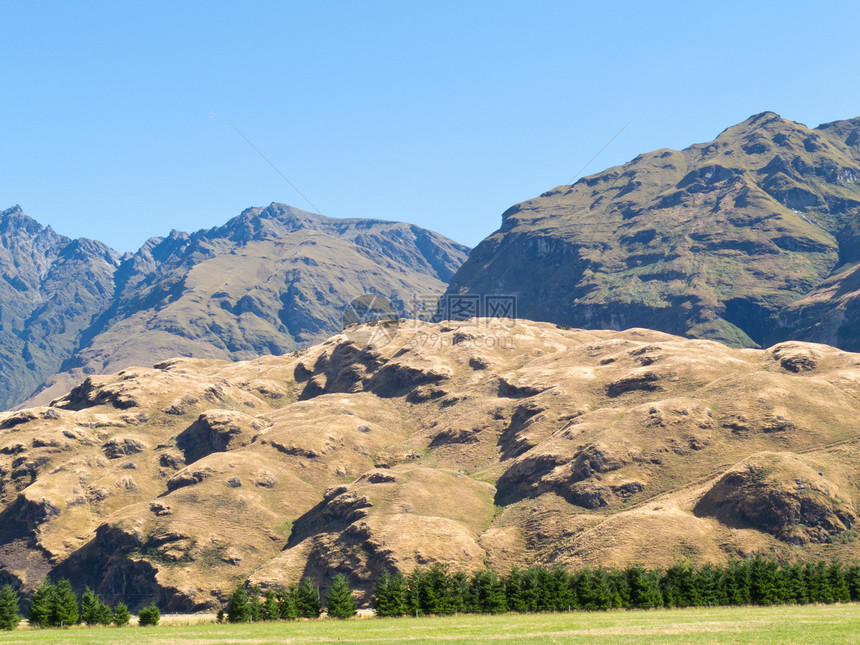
[1,604,859,645]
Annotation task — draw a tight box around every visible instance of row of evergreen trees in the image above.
[28,579,135,628]
[373,557,860,616]
[3,556,859,630]
[0,579,159,630]
[223,574,357,622]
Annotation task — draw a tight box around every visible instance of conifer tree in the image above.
[137,603,160,626]
[828,559,851,603]
[51,579,79,627]
[470,570,507,614]
[548,567,575,611]
[387,571,408,616]
[572,568,595,610]
[226,584,250,623]
[277,585,299,620]
[112,602,131,627]
[27,579,56,627]
[407,567,438,616]
[424,563,455,615]
[0,584,20,631]
[406,568,424,616]
[681,562,702,607]
[520,567,542,611]
[534,567,554,611]
[723,559,750,605]
[608,568,629,608]
[661,566,679,608]
[749,555,773,605]
[80,587,101,625]
[846,565,860,602]
[627,565,662,609]
[662,562,700,608]
[696,563,725,607]
[574,567,616,609]
[505,568,527,613]
[325,574,357,619]
[805,561,825,603]
[784,562,808,604]
[95,600,113,626]
[450,571,470,614]
[295,577,321,618]
[262,589,279,621]
[247,586,263,622]
[375,571,408,616]
[815,560,833,603]
[373,571,394,617]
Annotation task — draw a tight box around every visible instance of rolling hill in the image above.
[1,319,858,609]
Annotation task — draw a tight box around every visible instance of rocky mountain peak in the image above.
[57,237,123,265]
[446,111,860,350]
[220,203,326,243]
[0,204,62,241]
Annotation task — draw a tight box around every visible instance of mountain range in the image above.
[7,111,860,411]
[5,111,860,609]
[0,204,468,410]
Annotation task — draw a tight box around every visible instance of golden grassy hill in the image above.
[1,319,859,609]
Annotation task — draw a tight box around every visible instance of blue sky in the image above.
[2,1,859,251]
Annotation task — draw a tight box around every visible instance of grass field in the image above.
[1,605,859,644]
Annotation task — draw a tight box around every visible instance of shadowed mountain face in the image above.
[446,112,860,348]
[0,204,468,409]
[1,320,859,609]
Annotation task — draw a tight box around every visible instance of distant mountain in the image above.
[0,204,468,409]
[445,112,860,348]
[0,206,121,409]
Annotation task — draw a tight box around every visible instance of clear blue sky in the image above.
[3,1,859,251]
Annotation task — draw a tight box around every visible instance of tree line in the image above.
[222,556,860,625]
[222,573,356,622]
[373,557,860,616]
[3,556,860,630]
[0,579,157,630]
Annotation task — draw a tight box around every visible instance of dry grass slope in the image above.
[1,319,860,609]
